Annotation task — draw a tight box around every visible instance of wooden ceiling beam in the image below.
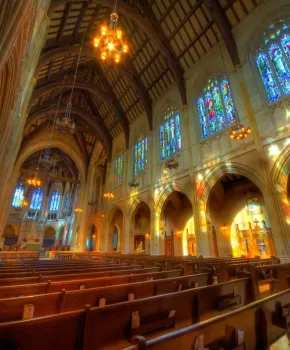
[27,105,113,160]
[204,0,240,66]
[29,80,128,146]
[57,3,71,43]
[48,0,187,105]
[36,46,152,130]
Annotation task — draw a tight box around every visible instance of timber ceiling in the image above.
[27,0,261,162]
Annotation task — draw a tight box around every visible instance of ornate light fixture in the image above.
[26,172,42,187]
[56,102,76,134]
[128,179,139,188]
[74,208,83,213]
[18,199,28,207]
[93,0,129,63]
[165,144,179,170]
[230,124,251,141]
[104,183,114,199]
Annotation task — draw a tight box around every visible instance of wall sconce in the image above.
[74,208,83,213]
[145,233,151,239]
[92,234,96,240]
[176,230,182,237]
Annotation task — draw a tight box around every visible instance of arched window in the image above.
[113,226,118,251]
[256,20,290,103]
[30,188,43,210]
[49,190,61,211]
[198,75,237,139]
[12,184,24,208]
[160,106,181,160]
[133,137,148,176]
[113,155,123,186]
[63,193,70,212]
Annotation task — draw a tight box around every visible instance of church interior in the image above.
[1,0,290,348]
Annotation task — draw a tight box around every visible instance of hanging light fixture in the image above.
[93,0,129,63]
[165,144,179,170]
[128,179,139,188]
[56,102,76,134]
[104,183,114,199]
[230,124,251,141]
[18,199,29,207]
[74,208,83,213]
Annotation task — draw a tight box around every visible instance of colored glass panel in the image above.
[133,137,148,175]
[30,188,43,210]
[281,34,290,61]
[221,79,237,124]
[256,50,281,102]
[49,190,60,211]
[205,90,216,134]
[159,107,181,160]
[213,84,226,131]
[12,184,24,208]
[269,44,290,95]
[63,193,70,212]
[198,97,208,139]
[113,155,123,186]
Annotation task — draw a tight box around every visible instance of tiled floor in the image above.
[271,335,290,349]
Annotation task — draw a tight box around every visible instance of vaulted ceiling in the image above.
[26,0,261,163]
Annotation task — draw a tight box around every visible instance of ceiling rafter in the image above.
[29,80,129,144]
[205,0,240,66]
[48,0,187,105]
[35,46,152,129]
[27,105,113,159]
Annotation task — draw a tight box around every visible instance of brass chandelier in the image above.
[93,0,128,63]
[230,124,251,141]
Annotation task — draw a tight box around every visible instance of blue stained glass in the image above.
[133,137,148,175]
[49,190,60,211]
[256,50,281,102]
[281,34,290,61]
[269,44,290,95]
[12,184,24,208]
[30,188,43,210]
[160,125,165,160]
[160,107,181,160]
[63,193,70,212]
[198,97,208,139]
[205,90,216,135]
[221,79,237,124]
[113,155,123,186]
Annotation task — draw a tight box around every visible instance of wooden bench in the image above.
[0,267,162,286]
[124,288,290,350]
[0,273,209,322]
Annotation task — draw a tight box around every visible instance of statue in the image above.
[135,241,144,253]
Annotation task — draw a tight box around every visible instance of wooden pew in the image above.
[0,265,143,279]
[0,310,85,350]
[124,288,290,350]
[82,278,252,349]
[0,269,182,298]
[0,267,161,286]
[0,273,209,322]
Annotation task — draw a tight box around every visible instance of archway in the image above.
[131,202,150,253]
[43,226,56,248]
[3,225,18,247]
[160,191,195,256]
[109,208,123,252]
[207,173,275,258]
[86,224,97,252]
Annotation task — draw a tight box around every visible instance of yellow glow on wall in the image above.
[268,144,280,159]
[182,217,195,256]
[230,206,267,257]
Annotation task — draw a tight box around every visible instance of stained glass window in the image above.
[30,188,43,210]
[63,193,70,212]
[49,190,60,211]
[198,76,237,139]
[160,106,181,160]
[12,184,24,208]
[113,155,123,186]
[256,19,290,102]
[133,137,148,175]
